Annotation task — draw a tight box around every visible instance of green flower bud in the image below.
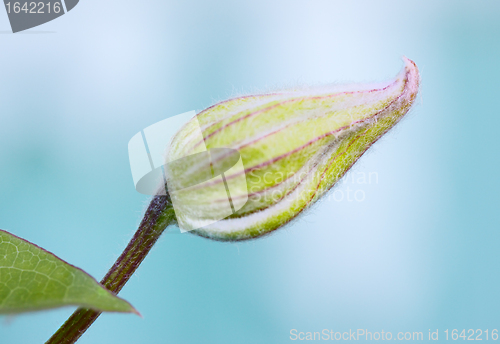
[166,57,420,241]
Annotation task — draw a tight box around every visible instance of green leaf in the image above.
[0,229,138,315]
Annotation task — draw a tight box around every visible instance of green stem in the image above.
[46,195,176,344]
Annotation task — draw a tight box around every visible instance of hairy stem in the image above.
[46,195,176,344]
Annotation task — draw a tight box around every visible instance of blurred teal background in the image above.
[1,0,499,343]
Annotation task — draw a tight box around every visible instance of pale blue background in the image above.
[1,0,499,343]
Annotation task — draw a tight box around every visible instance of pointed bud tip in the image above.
[401,56,420,96]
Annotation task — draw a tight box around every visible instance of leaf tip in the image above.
[131,307,142,317]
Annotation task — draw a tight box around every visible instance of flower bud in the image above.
[166,57,420,241]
